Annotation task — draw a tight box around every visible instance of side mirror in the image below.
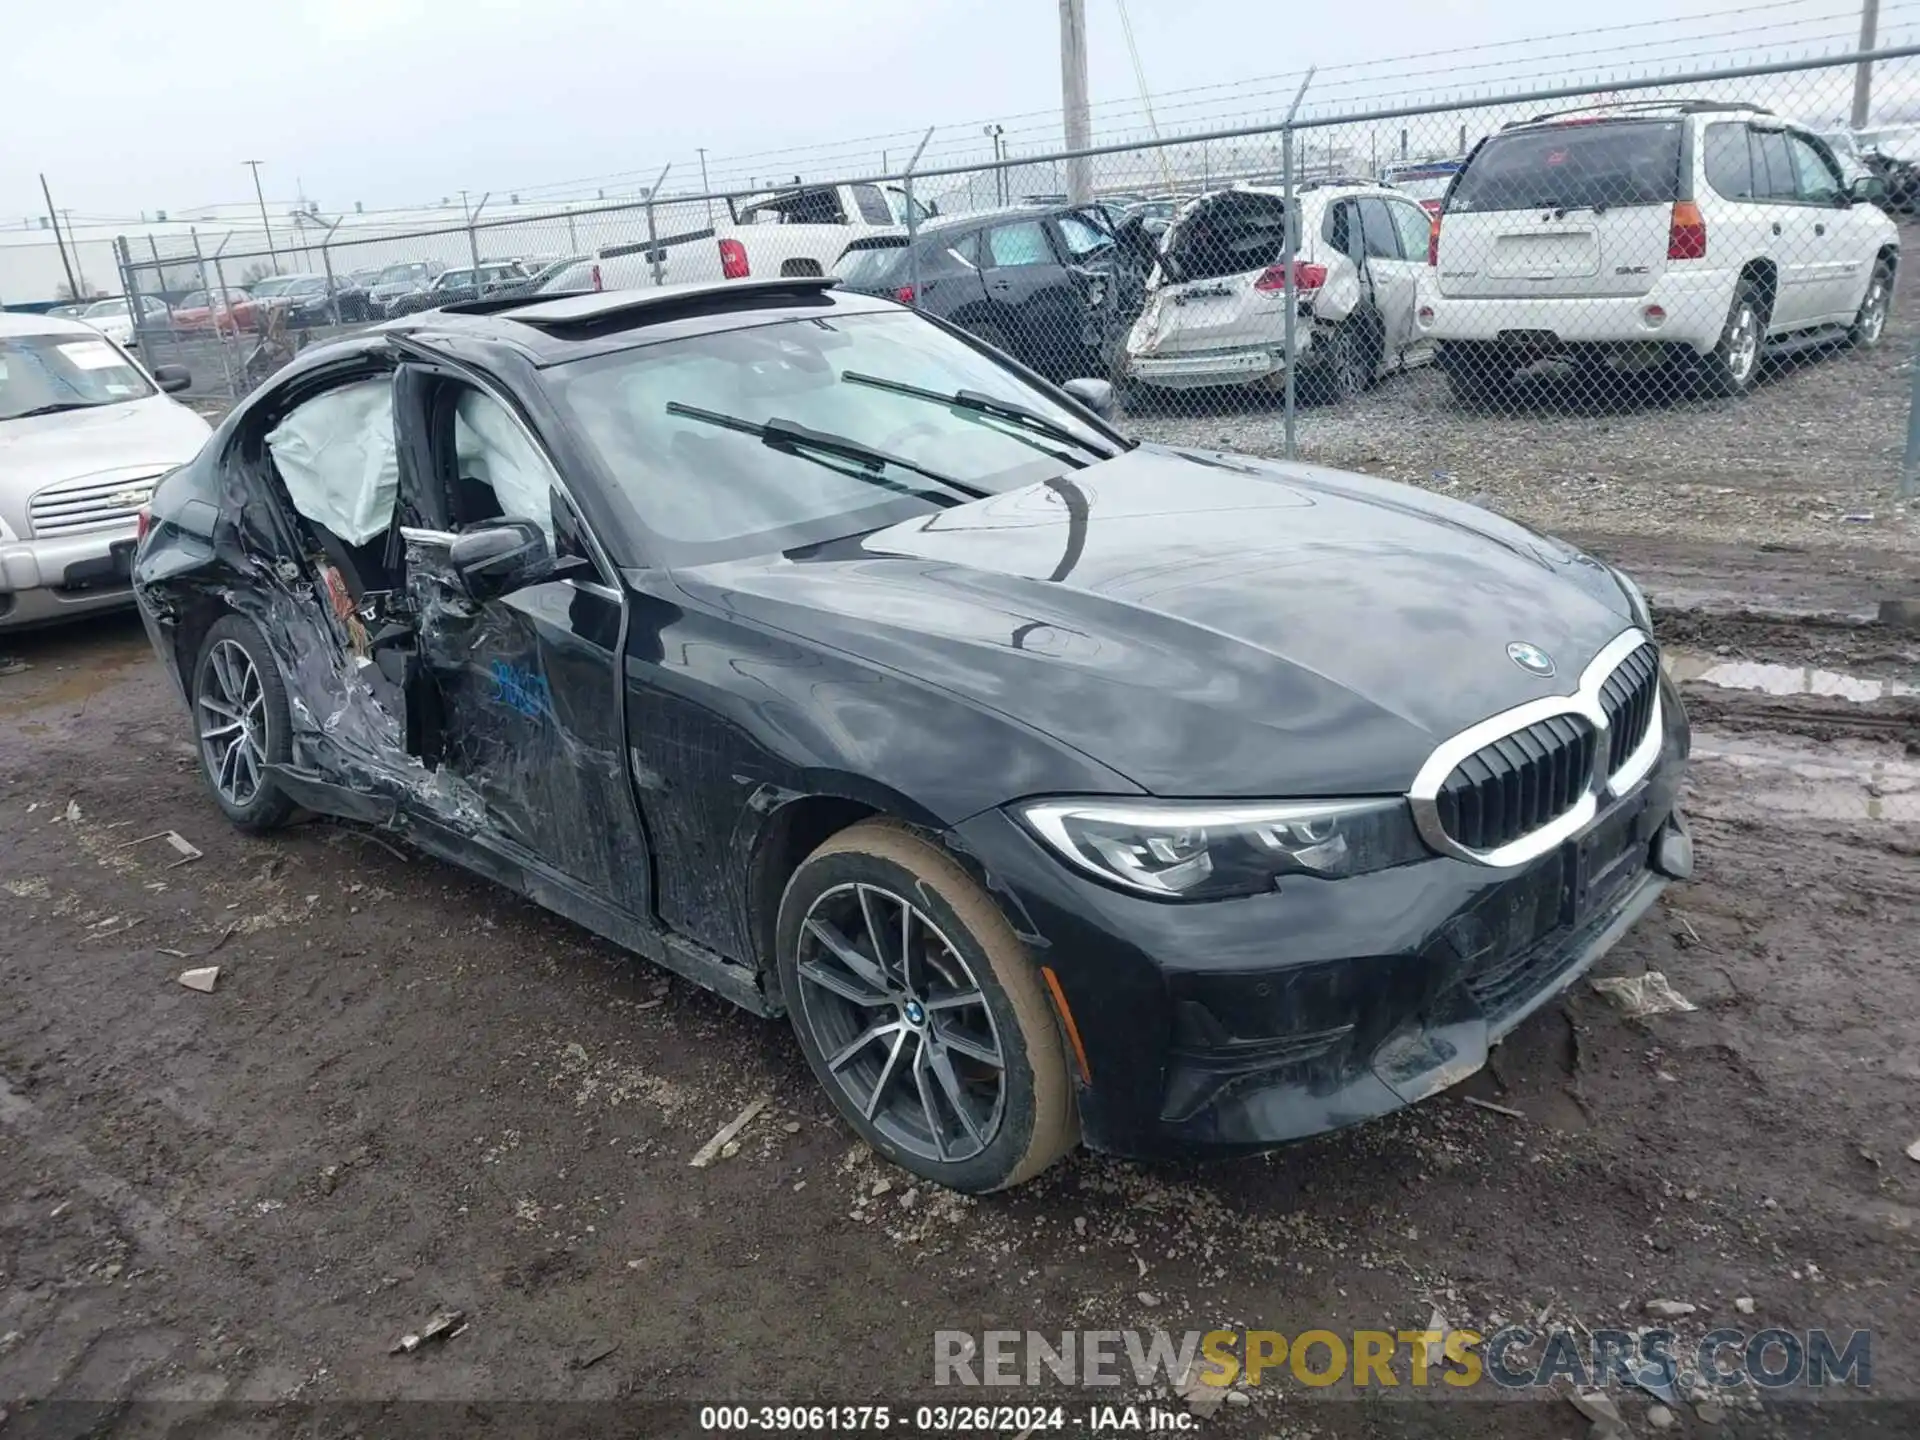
[152,364,192,394]
[1062,377,1115,419]
[447,518,554,601]
[1850,174,1889,205]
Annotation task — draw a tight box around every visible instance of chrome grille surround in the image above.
[1408,628,1664,868]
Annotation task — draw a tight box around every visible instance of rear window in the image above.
[1161,192,1297,284]
[833,238,909,288]
[1450,121,1683,213]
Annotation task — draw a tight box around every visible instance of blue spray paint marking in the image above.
[488,660,551,719]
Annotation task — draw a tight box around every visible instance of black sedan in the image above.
[131,279,1692,1192]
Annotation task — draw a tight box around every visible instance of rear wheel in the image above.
[776,820,1077,1193]
[1849,261,1893,348]
[192,615,297,832]
[1321,321,1376,403]
[1700,284,1766,396]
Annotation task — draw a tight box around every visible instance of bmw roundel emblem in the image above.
[1507,641,1556,677]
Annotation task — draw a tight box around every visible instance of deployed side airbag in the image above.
[265,378,398,546]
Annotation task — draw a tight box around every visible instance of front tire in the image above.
[191,615,297,832]
[776,820,1077,1193]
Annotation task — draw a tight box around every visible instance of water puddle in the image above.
[1663,650,1917,702]
[1688,733,1918,824]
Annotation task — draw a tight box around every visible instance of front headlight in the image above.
[1017,797,1431,900]
[1611,566,1655,635]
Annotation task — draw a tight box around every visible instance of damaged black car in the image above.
[133,278,1692,1193]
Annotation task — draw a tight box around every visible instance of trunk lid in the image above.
[1437,119,1682,300]
[1138,190,1307,355]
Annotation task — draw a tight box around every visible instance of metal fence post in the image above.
[320,219,343,327]
[1902,337,1920,501]
[466,192,489,282]
[645,163,672,286]
[1278,70,1314,463]
[903,127,935,310]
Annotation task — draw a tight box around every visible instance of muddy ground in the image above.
[1,577,1916,1440]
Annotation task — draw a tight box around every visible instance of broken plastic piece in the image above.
[177,966,220,992]
[391,1307,466,1355]
[1589,970,1697,1018]
[689,1095,770,1168]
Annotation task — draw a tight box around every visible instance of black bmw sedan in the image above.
[131,278,1691,1193]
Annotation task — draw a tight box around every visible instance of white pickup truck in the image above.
[542,183,939,293]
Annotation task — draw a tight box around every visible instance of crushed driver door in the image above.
[390,362,651,919]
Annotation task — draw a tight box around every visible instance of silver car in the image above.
[1,313,211,631]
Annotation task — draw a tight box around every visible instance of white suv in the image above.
[1417,102,1898,399]
[1124,180,1435,400]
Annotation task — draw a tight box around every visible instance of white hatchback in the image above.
[1123,181,1436,401]
[1418,102,1899,398]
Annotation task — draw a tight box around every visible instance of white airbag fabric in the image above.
[265,379,397,546]
[453,392,554,541]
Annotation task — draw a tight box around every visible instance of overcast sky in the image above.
[3,0,1891,225]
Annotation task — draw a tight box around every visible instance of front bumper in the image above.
[0,524,140,631]
[948,693,1691,1159]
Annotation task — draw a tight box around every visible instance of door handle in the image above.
[1771,223,1782,236]
[1814,223,1827,235]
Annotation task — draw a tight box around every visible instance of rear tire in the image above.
[1700,284,1766,396]
[191,615,298,833]
[776,819,1077,1193]
[1321,321,1376,403]
[1849,261,1893,348]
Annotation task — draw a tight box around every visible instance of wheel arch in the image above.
[1738,257,1778,318]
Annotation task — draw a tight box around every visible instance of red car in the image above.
[170,287,260,335]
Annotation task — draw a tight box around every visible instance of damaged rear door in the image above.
[391,363,652,918]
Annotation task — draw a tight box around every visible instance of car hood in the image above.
[1,396,212,531]
[684,445,1638,798]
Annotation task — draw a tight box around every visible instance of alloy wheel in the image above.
[198,638,268,807]
[1725,303,1760,384]
[1862,275,1890,343]
[792,882,1007,1164]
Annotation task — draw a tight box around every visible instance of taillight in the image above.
[1428,215,1441,267]
[590,263,603,291]
[1253,261,1327,292]
[893,285,916,305]
[719,238,750,279]
[1668,201,1706,261]
[136,505,153,542]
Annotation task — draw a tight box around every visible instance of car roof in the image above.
[0,310,103,340]
[1503,100,1771,131]
[367,277,897,368]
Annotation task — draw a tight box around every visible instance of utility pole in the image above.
[985,124,1007,204]
[1059,0,1092,205]
[697,147,714,225]
[60,212,89,294]
[39,174,79,299]
[1853,0,1880,128]
[244,160,279,271]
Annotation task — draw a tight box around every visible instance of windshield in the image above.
[551,309,1112,562]
[436,269,474,288]
[1,333,156,422]
[832,239,909,289]
[377,264,427,285]
[82,300,130,318]
[250,277,296,297]
[1450,121,1682,212]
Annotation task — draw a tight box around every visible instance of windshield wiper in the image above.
[4,401,106,421]
[840,371,1119,460]
[664,402,993,502]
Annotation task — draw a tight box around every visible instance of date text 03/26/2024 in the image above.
[696,1404,1188,1432]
